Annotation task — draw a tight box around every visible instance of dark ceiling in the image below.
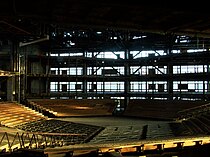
[1,0,210,37]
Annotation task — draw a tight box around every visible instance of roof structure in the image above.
[0,0,210,36]
[0,0,210,52]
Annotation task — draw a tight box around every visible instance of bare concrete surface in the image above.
[56,116,171,127]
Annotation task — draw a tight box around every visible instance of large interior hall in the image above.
[1,1,210,157]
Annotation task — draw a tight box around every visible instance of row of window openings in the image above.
[49,49,205,58]
[50,81,209,92]
[50,97,202,101]
[50,65,208,75]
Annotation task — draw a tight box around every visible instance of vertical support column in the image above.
[25,50,28,99]
[39,77,42,97]
[165,34,175,100]
[207,64,210,100]
[46,52,51,97]
[167,60,173,100]
[124,48,130,108]
[46,77,50,98]
[57,82,60,99]
[203,65,205,100]
[19,46,27,102]
[83,52,87,99]
[7,76,15,101]
[202,63,209,101]
[91,51,95,99]
[11,40,20,102]
[18,53,21,103]
[57,57,60,99]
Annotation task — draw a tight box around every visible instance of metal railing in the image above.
[0,131,86,153]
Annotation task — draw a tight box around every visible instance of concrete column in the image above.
[207,64,210,96]
[10,40,20,102]
[165,34,175,100]
[166,49,173,100]
[124,49,130,108]
[7,76,15,101]
[83,62,87,99]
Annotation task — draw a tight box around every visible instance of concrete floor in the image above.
[0,116,173,155]
[56,116,171,127]
[56,116,175,143]
[2,116,209,157]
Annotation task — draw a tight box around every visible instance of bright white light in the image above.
[133,35,147,39]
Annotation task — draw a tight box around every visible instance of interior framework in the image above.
[1,30,210,107]
[1,1,210,156]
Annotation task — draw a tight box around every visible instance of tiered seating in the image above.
[178,114,210,135]
[176,102,210,120]
[182,119,205,135]
[0,101,46,128]
[27,99,117,117]
[15,119,104,145]
[170,102,210,136]
[200,114,210,127]
[123,99,207,120]
[169,122,192,136]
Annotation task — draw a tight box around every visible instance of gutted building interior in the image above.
[1,1,210,157]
